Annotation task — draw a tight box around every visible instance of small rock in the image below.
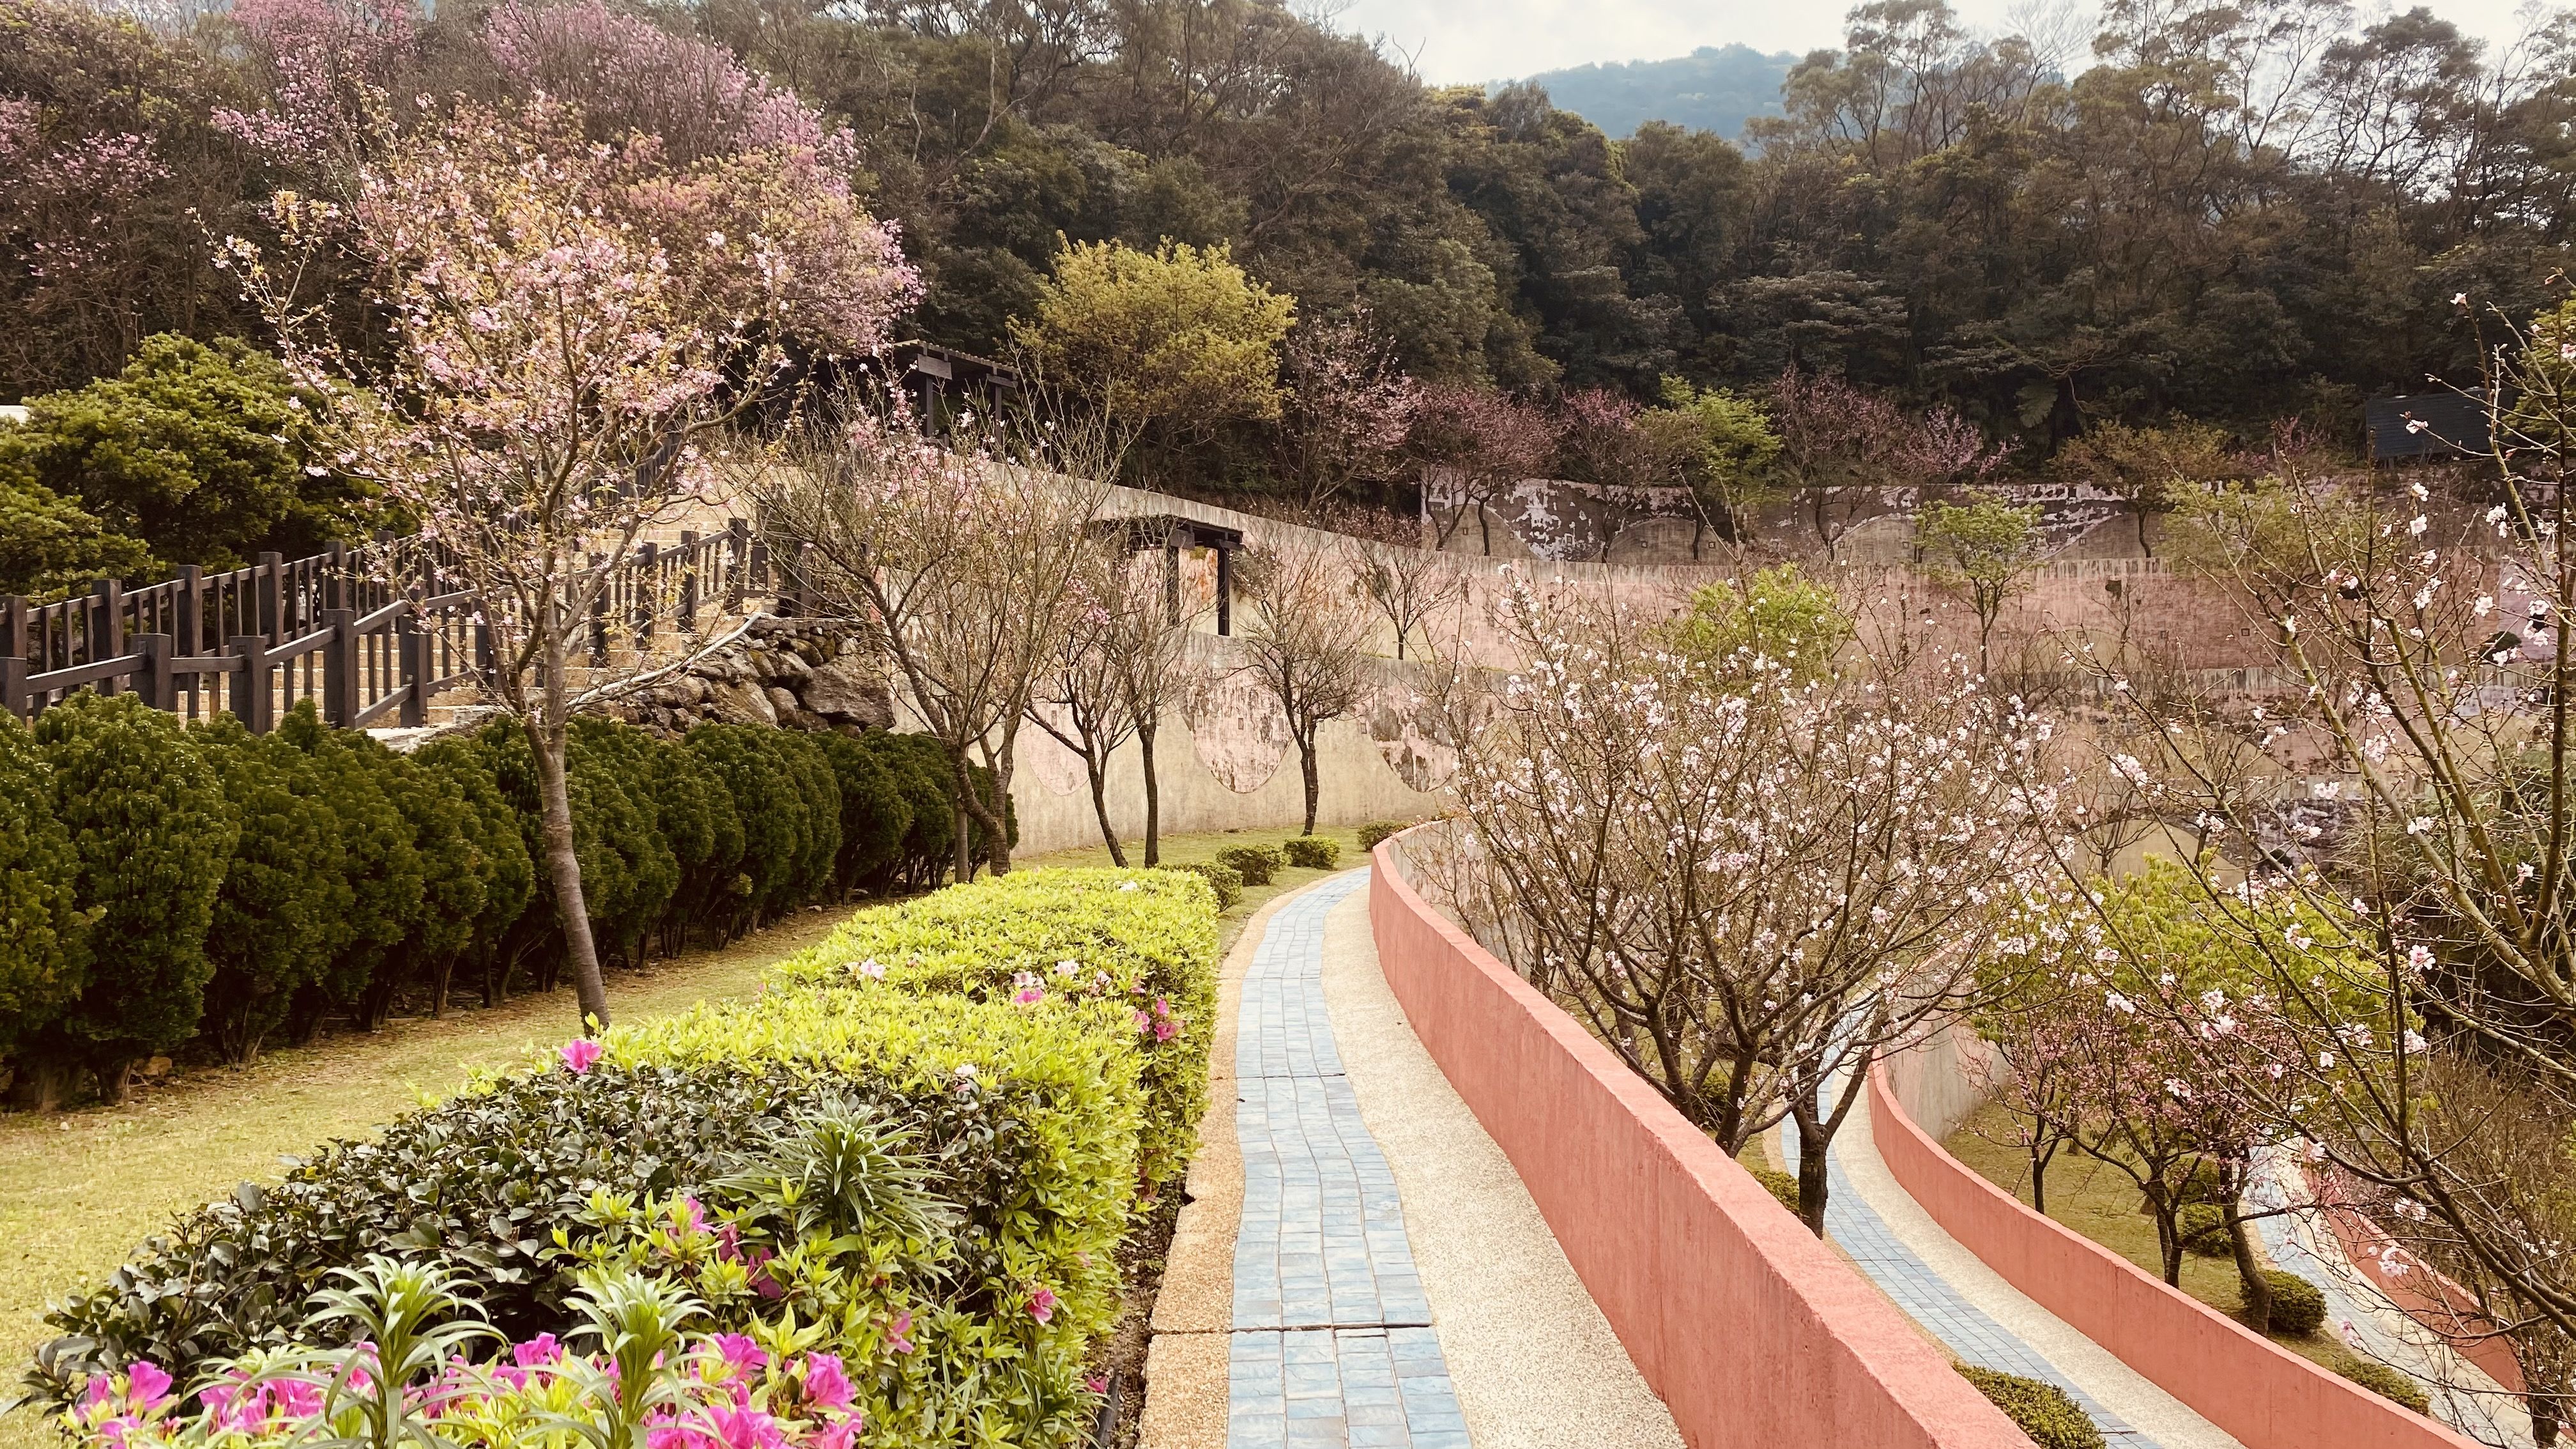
[707,679,778,726]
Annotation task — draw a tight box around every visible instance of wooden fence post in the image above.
[397,610,427,727]
[678,530,700,631]
[4,594,28,663]
[134,633,173,710]
[634,541,658,644]
[325,540,348,613]
[588,556,610,662]
[322,608,358,726]
[727,518,749,611]
[91,579,125,690]
[0,656,25,721]
[257,551,285,641]
[231,636,274,733]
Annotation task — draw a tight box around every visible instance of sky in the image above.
[1324,0,2550,85]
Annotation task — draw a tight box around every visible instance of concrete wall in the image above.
[1369,837,2037,1449]
[1872,1056,2481,1449]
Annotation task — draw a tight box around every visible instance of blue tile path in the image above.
[1228,870,1471,1449]
[1782,1096,2165,1448]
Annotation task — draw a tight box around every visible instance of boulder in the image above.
[801,657,893,728]
[765,685,808,722]
[707,679,778,727]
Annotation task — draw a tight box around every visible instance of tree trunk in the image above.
[2029,1142,2052,1217]
[1087,756,1128,866]
[1793,1107,1830,1236]
[1139,723,1163,868]
[952,802,972,882]
[2228,1209,2273,1333]
[525,705,611,1034]
[2534,1395,2560,1447]
[1298,732,1321,836]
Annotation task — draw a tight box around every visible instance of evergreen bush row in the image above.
[30,868,1218,1449]
[0,691,999,1103]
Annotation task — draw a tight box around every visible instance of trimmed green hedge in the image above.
[1280,836,1340,870]
[2336,1358,2430,1414]
[2264,1268,2329,1335]
[1175,861,1243,910]
[31,870,1215,1448]
[1958,1365,2104,1449]
[1213,843,1282,885]
[776,868,1220,1189]
[0,691,977,1100]
[1355,820,1413,852]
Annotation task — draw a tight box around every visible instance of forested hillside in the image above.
[1519,43,1793,142]
[4,0,2572,481]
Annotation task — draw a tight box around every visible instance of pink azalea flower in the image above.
[885,1310,916,1356]
[82,1375,114,1412]
[709,1404,788,1449]
[811,1416,860,1449]
[123,1363,172,1411]
[712,1334,767,1376]
[674,1197,709,1236]
[560,1038,604,1074]
[513,1334,562,1368]
[798,1353,852,1411]
[1013,987,1045,1005]
[1025,1287,1057,1324]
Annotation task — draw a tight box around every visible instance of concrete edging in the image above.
[1366,839,2033,1449]
[1869,1059,2485,1449]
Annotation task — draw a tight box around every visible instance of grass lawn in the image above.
[0,825,1370,1443]
[1943,1101,2361,1375]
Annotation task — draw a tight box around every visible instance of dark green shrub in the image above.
[33,691,234,1095]
[411,738,534,1013]
[1354,820,1409,852]
[366,752,486,1030]
[277,705,424,1037]
[2336,1359,2429,1414]
[866,731,956,887]
[817,731,910,894]
[1747,1163,1802,1213]
[774,731,843,905]
[31,1062,862,1387]
[0,334,359,570]
[565,719,679,966]
[636,731,743,949]
[0,714,90,1065]
[2179,1202,2230,1257]
[1176,861,1243,910]
[1215,843,1282,885]
[2264,1268,2328,1335]
[190,716,344,1062]
[1958,1365,2104,1449]
[1280,836,1340,870]
[686,723,814,927]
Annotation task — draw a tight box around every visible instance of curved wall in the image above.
[1367,840,2034,1449]
[1871,1058,2483,1449]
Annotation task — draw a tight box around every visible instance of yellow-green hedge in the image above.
[775,868,1220,1188]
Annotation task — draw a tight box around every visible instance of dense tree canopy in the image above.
[3,0,2572,491]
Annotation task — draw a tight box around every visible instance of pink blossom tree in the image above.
[224,81,916,1032]
[1436,576,2068,1230]
[1274,308,1418,510]
[1407,383,1558,555]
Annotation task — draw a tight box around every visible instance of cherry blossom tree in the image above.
[757,402,1110,877]
[1436,576,2067,1230]
[1027,533,1208,866]
[225,84,916,1032]
[1275,309,1418,510]
[1408,383,1559,555]
[1237,530,1377,836]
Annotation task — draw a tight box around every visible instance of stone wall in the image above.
[597,616,894,735]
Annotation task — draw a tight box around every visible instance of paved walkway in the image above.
[1226,871,1468,1449]
[1784,1084,2243,1449]
[1174,870,1681,1449]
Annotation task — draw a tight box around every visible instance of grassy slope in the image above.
[1943,1101,2360,1374]
[0,824,1368,1442]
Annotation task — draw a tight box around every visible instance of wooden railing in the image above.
[1,520,776,732]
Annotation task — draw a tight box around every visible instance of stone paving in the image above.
[1228,870,1471,1449]
[1782,1107,2163,1449]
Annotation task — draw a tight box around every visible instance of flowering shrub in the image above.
[775,869,1218,1188]
[33,861,1196,1448]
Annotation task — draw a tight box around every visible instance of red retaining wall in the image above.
[1869,1062,2483,1449]
[1366,843,2034,1449]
